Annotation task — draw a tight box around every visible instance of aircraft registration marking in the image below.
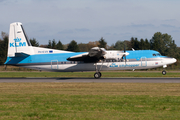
[38,51,48,53]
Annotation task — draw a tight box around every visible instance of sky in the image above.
[1,0,180,47]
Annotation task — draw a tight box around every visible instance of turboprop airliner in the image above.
[4,22,177,78]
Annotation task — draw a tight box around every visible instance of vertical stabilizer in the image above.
[8,22,34,57]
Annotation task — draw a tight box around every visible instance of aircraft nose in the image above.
[172,58,177,63]
[163,57,177,65]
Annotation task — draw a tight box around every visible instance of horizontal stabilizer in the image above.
[15,53,30,57]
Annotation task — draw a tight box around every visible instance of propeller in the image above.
[124,44,126,64]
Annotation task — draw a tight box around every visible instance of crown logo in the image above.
[14,37,21,42]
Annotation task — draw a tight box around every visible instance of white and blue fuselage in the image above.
[5,49,176,72]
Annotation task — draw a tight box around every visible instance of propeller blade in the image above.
[124,43,126,64]
[125,55,126,64]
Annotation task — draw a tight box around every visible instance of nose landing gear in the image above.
[162,70,166,75]
[162,65,167,75]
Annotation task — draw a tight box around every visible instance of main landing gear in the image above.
[94,72,102,79]
[94,62,104,79]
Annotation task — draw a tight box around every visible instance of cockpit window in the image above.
[157,53,161,56]
[153,53,161,56]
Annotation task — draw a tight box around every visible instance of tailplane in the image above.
[8,22,34,57]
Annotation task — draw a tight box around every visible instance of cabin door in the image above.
[51,60,58,69]
[141,57,147,67]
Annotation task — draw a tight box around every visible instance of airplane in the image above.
[4,22,177,78]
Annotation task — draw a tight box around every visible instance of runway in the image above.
[0,77,180,83]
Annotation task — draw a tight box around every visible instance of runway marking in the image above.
[0,78,180,83]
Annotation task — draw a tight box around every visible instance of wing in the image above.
[67,47,106,63]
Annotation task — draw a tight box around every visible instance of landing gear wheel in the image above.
[162,70,166,75]
[94,62,103,79]
[98,72,102,77]
[94,72,101,79]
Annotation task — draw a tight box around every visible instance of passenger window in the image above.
[153,54,156,56]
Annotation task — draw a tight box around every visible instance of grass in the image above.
[0,83,180,119]
[0,71,180,78]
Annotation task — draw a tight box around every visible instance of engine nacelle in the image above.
[105,51,129,61]
[89,47,106,57]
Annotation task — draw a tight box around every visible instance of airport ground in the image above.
[0,71,180,78]
[0,82,180,119]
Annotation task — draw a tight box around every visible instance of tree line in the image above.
[0,31,180,65]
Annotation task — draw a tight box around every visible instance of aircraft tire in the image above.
[94,72,101,79]
[162,70,166,75]
[98,72,102,77]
